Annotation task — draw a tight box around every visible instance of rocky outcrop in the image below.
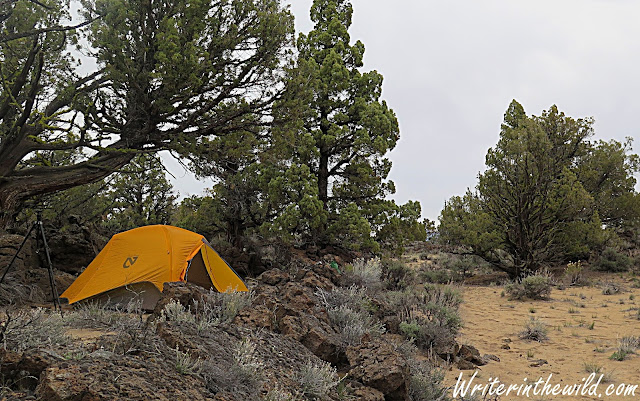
[0,234,34,272]
[44,218,102,275]
[346,338,409,400]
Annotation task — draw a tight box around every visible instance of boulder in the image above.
[346,338,409,399]
[44,219,100,275]
[152,282,208,317]
[351,386,385,401]
[457,344,486,366]
[0,234,34,272]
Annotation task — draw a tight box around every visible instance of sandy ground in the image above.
[446,279,640,401]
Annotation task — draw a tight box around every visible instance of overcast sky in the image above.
[167,0,640,222]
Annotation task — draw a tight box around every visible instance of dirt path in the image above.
[446,280,640,401]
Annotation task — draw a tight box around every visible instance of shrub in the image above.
[316,286,385,348]
[407,359,449,401]
[444,255,477,280]
[161,290,253,334]
[381,259,413,290]
[162,300,196,324]
[326,305,385,347]
[564,261,586,286]
[0,309,68,351]
[390,284,462,353]
[315,286,367,311]
[519,318,548,342]
[342,258,382,289]
[295,360,339,399]
[595,247,632,272]
[420,268,454,284]
[505,274,552,300]
[175,346,202,375]
[202,338,263,397]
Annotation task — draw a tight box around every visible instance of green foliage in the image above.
[595,247,632,272]
[275,0,423,252]
[0,0,295,228]
[102,154,177,233]
[505,274,552,300]
[439,101,640,277]
[29,154,176,236]
[381,259,413,290]
[390,284,462,352]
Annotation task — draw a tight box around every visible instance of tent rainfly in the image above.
[61,225,248,309]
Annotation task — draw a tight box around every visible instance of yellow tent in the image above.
[61,225,247,309]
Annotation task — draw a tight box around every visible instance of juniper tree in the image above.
[0,0,294,228]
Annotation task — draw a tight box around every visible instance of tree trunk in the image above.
[0,153,134,229]
[318,150,329,210]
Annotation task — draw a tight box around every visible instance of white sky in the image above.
[167,0,640,222]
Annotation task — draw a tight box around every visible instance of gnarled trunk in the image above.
[0,153,134,230]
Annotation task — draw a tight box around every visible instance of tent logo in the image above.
[123,256,138,269]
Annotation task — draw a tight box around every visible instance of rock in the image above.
[24,269,76,302]
[234,305,275,330]
[36,356,210,400]
[351,386,385,401]
[457,344,486,366]
[44,219,101,275]
[346,338,409,399]
[484,354,500,362]
[0,349,52,391]
[257,268,290,286]
[279,315,343,365]
[36,365,101,401]
[529,359,548,367]
[152,282,208,317]
[301,270,334,291]
[0,234,34,272]
[456,359,477,370]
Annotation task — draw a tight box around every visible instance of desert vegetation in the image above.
[2,0,640,400]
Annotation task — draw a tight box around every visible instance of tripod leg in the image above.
[38,222,62,314]
[0,222,37,285]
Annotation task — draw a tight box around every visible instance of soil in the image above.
[445,277,640,401]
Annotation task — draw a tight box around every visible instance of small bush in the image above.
[390,284,462,353]
[407,359,449,401]
[0,309,68,351]
[519,318,548,342]
[161,290,253,334]
[162,300,196,324]
[420,269,454,284]
[381,259,413,290]
[564,261,587,286]
[595,247,632,272]
[262,389,302,401]
[444,255,477,280]
[316,286,385,348]
[505,274,552,300]
[342,258,382,289]
[295,360,339,398]
[175,346,202,375]
[583,361,602,374]
[326,305,385,347]
[203,338,263,397]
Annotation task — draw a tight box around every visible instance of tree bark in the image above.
[0,153,134,229]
